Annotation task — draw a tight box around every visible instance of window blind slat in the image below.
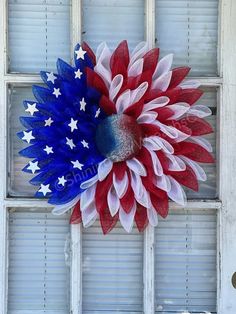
[82,0,144,51]
[82,223,143,313]
[8,209,70,313]
[155,0,219,76]
[155,209,217,313]
[8,0,71,73]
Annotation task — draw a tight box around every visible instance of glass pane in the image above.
[155,0,219,76]
[155,209,217,313]
[8,208,70,313]
[186,87,217,199]
[8,85,217,199]
[82,222,143,313]
[8,0,71,73]
[8,85,38,197]
[82,0,145,51]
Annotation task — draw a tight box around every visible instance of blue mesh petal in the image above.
[18,43,108,205]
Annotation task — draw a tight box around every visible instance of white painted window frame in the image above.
[0,0,235,313]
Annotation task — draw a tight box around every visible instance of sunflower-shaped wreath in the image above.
[18,41,214,233]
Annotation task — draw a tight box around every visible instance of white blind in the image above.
[82,222,143,313]
[8,0,71,73]
[8,209,70,313]
[82,0,144,51]
[155,0,218,76]
[155,209,217,313]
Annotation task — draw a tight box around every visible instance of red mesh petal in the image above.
[118,70,152,99]
[111,59,128,80]
[178,88,203,105]
[95,173,112,213]
[86,67,109,96]
[82,41,96,66]
[178,116,213,136]
[158,87,181,105]
[110,40,129,77]
[150,192,168,218]
[124,99,144,119]
[70,201,82,224]
[143,48,159,75]
[168,67,190,89]
[157,151,170,172]
[140,123,161,137]
[155,107,174,121]
[120,184,135,213]
[100,207,119,235]
[99,95,117,115]
[167,165,199,191]
[173,142,215,163]
[135,204,148,232]
[166,119,192,136]
[113,162,127,180]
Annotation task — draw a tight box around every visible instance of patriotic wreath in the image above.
[18,41,214,234]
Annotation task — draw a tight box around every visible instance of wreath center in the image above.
[95,113,142,162]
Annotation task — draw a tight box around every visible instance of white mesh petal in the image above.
[152,71,172,91]
[119,203,136,233]
[107,186,120,217]
[126,158,147,176]
[153,53,173,79]
[52,194,80,215]
[109,74,124,101]
[167,176,187,206]
[143,96,169,112]
[128,58,144,77]
[113,172,129,198]
[97,159,113,181]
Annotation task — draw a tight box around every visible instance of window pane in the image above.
[82,0,144,51]
[186,88,217,199]
[155,0,218,76]
[8,85,217,199]
[82,222,143,312]
[155,209,217,313]
[8,0,71,73]
[8,85,38,196]
[8,209,70,313]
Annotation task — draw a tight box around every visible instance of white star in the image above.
[75,47,86,60]
[43,145,53,155]
[80,98,86,111]
[53,88,61,98]
[38,184,51,196]
[44,117,54,127]
[81,139,89,149]
[95,108,101,118]
[27,161,40,174]
[25,103,39,116]
[22,131,35,143]
[46,72,57,84]
[71,160,84,170]
[74,68,83,79]
[66,137,76,149]
[58,176,67,186]
[68,118,78,132]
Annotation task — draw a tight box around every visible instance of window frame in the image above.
[0,0,234,313]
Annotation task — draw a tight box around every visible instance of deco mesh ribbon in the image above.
[18,41,214,234]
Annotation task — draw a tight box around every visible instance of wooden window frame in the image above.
[0,0,234,313]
